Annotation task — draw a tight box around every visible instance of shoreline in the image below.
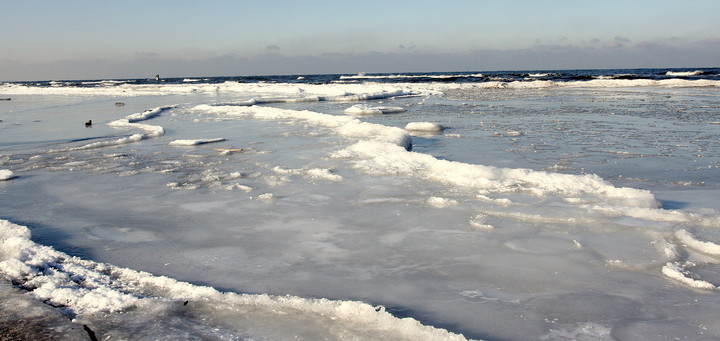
[0,282,90,340]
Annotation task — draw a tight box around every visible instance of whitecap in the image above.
[665,70,705,76]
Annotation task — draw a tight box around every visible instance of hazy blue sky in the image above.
[2,0,719,80]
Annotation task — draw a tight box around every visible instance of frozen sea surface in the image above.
[1,74,720,340]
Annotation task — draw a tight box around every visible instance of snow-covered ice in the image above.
[1,73,720,340]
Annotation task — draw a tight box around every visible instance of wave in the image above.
[474,78,720,89]
[0,219,471,340]
[340,73,485,80]
[2,77,719,102]
[665,70,708,77]
[594,74,638,80]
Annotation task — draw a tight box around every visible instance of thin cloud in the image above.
[3,37,719,81]
[614,36,631,43]
[603,41,624,49]
[134,52,158,58]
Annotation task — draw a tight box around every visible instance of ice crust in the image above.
[194,104,413,150]
[344,104,406,115]
[675,230,720,256]
[169,138,226,146]
[662,262,717,290]
[43,106,172,153]
[0,220,469,340]
[0,169,13,180]
[405,122,445,132]
[332,140,661,210]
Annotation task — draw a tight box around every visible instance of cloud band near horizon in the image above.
[2,38,719,81]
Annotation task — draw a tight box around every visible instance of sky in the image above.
[1,0,719,81]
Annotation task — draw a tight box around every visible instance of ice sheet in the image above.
[1,79,719,340]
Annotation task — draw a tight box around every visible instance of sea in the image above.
[1,68,719,340]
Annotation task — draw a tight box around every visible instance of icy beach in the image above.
[1,69,720,340]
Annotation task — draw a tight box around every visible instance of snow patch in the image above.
[344,104,406,115]
[0,169,14,180]
[405,122,444,132]
[169,138,227,146]
[662,261,717,290]
[675,229,720,256]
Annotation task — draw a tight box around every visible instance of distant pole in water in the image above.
[155,74,160,81]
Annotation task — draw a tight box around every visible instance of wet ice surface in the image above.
[1,84,720,340]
